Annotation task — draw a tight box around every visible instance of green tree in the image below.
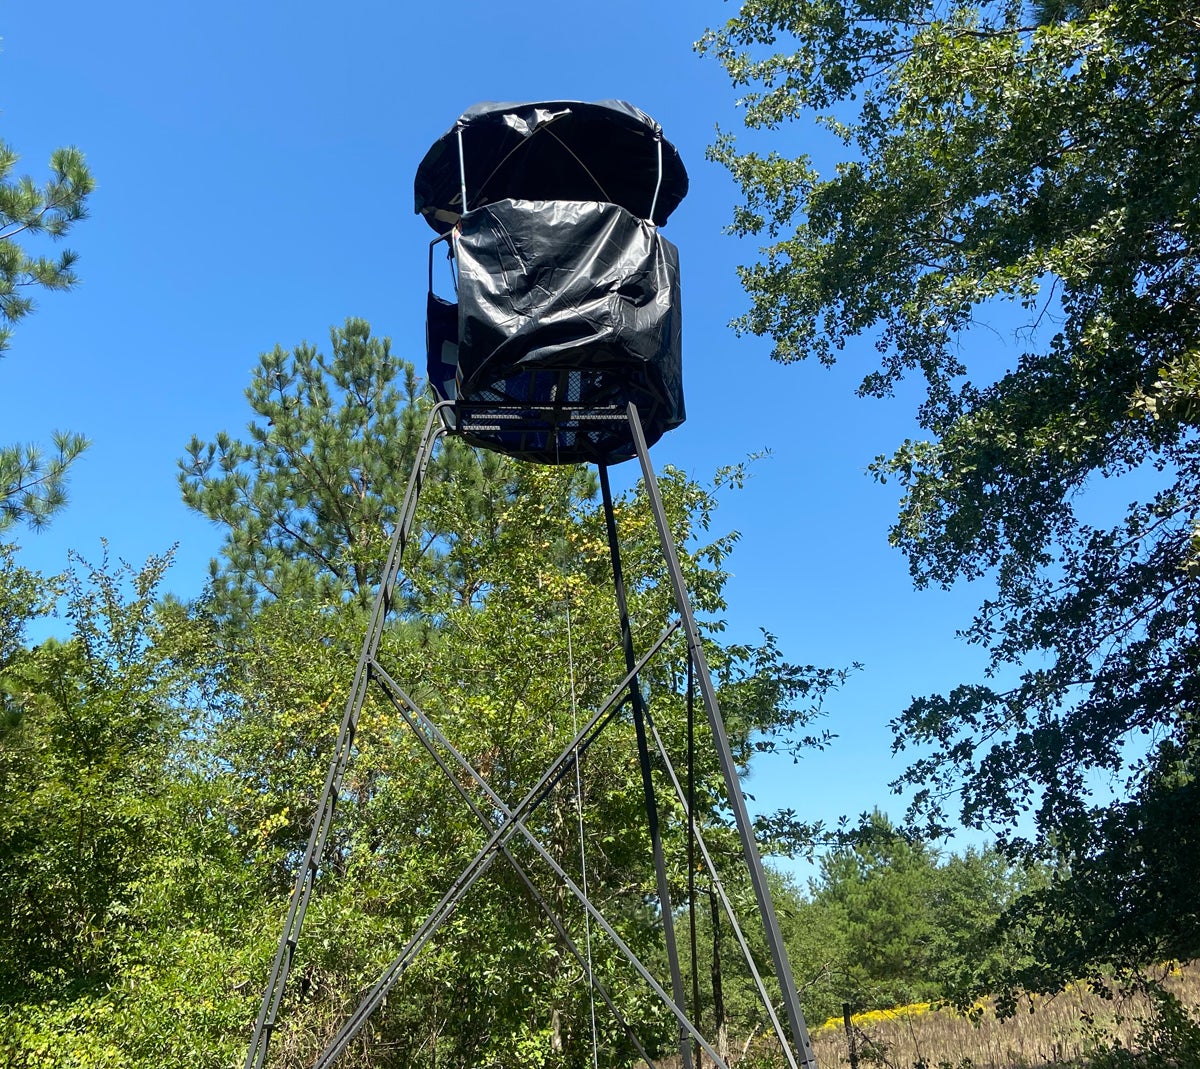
[176,322,846,1066]
[0,547,274,1068]
[0,543,53,673]
[0,548,198,998]
[215,467,839,1069]
[702,0,1200,994]
[0,142,93,531]
[769,815,1023,1023]
[819,814,943,1010]
[179,317,543,618]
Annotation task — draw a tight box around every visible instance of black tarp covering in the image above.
[415,100,688,233]
[427,198,683,465]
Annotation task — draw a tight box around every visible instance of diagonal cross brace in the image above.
[311,626,735,1069]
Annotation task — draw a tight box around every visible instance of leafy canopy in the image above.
[702,0,1200,991]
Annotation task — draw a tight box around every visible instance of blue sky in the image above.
[1,1,1010,875]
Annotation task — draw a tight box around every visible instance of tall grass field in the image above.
[804,962,1200,1068]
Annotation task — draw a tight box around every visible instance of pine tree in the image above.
[0,142,93,530]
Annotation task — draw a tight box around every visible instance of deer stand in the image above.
[245,401,818,1069]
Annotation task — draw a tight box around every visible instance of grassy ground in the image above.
[804,962,1199,1068]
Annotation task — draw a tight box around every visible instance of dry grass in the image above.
[802,962,1200,1069]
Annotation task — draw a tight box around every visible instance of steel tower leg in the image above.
[245,402,452,1069]
[599,462,694,1069]
[627,402,820,1069]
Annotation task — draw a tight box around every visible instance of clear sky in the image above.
[1,1,1008,876]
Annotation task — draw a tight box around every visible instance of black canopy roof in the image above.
[414,100,689,233]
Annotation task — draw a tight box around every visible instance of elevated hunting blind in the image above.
[417,100,688,464]
[247,102,819,1069]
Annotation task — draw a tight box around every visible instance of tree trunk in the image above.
[709,887,728,1065]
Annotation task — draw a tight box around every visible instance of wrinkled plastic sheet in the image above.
[415,100,688,233]
[427,198,684,465]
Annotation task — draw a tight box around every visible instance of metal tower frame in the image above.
[246,401,819,1069]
